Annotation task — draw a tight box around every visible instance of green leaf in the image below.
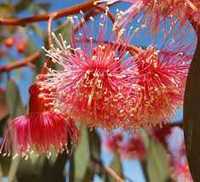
[82,167,94,182]
[15,0,34,13]
[55,17,73,44]
[108,153,123,182]
[74,126,90,181]
[88,129,101,161]
[183,30,200,182]
[0,115,9,137]
[0,3,14,17]
[146,138,170,182]
[6,80,25,118]
[0,156,12,176]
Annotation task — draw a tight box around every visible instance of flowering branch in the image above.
[0,1,97,26]
[0,51,40,73]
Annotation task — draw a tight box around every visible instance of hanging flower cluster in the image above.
[39,14,191,130]
[2,7,193,156]
[131,46,191,127]
[3,82,78,156]
[40,15,139,130]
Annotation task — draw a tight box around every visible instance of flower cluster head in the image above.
[3,82,78,156]
[97,0,200,32]
[41,14,139,130]
[39,13,191,130]
[130,46,191,127]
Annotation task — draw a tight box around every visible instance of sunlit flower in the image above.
[4,83,78,156]
[40,15,138,130]
[97,0,200,32]
[128,46,191,127]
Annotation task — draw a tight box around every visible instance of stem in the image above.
[92,159,125,182]
[0,1,96,26]
[104,166,125,182]
[48,15,55,48]
[0,51,40,73]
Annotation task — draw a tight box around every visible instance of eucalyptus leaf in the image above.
[88,129,101,161]
[108,153,123,182]
[74,126,90,181]
[146,138,170,182]
[55,17,73,44]
[6,80,25,118]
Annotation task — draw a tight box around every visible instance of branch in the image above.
[0,1,96,26]
[104,166,125,182]
[169,122,183,128]
[92,158,125,182]
[0,51,41,73]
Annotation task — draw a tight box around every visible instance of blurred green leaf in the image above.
[108,153,123,182]
[74,126,90,181]
[0,89,8,121]
[82,167,94,182]
[55,17,73,44]
[6,80,25,118]
[147,138,170,182]
[0,156,12,177]
[88,129,101,161]
[0,115,9,137]
[15,156,45,182]
[15,0,33,13]
[28,3,51,14]
[0,3,14,17]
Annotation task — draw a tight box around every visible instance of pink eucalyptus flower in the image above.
[3,83,78,156]
[40,15,139,130]
[128,46,191,127]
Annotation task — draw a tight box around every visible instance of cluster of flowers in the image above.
[104,126,192,181]
[2,0,196,156]
[104,132,146,160]
[3,31,27,53]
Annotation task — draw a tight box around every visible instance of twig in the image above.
[47,15,55,48]
[169,122,183,128]
[92,158,125,182]
[104,166,125,182]
[0,1,96,26]
[0,51,40,73]
[73,5,115,32]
